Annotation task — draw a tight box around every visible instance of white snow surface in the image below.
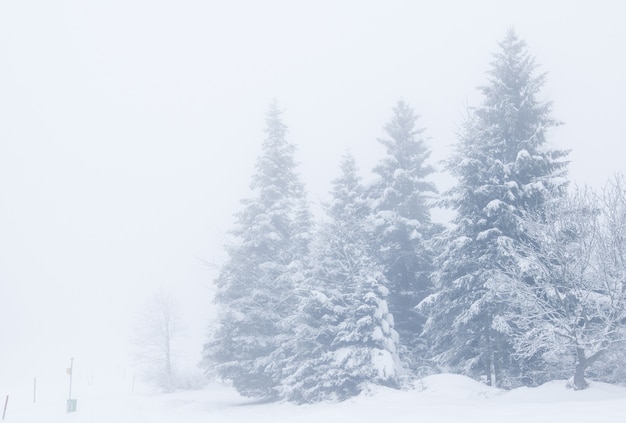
[2,371,626,422]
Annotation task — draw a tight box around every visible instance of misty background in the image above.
[1,0,624,382]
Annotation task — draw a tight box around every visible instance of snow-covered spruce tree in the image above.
[503,180,626,390]
[368,100,439,372]
[418,30,568,388]
[201,101,310,399]
[276,153,401,403]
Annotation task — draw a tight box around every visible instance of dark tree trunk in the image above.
[573,348,605,390]
[493,330,502,388]
[572,348,588,390]
[484,320,493,386]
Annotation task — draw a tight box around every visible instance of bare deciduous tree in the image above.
[502,178,626,390]
[133,291,183,392]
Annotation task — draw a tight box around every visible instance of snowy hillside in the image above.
[3,372,626,423]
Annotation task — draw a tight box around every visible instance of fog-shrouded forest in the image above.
[2,0,626,416]
[200,29,626,402]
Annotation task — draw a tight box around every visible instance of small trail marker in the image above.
[2,395,8,421]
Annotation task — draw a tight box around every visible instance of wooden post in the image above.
[2,395,8,421]
[68,357,74,399]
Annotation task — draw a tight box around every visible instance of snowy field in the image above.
[2,371,626,423]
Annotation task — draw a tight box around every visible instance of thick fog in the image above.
[1,0,625,381]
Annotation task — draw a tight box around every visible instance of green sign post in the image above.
[66,399,77,413]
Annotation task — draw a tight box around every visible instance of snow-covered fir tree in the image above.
[277,153,401,403]
[418,30,569,388]
[368,100,439,372]
[202,101,310,399]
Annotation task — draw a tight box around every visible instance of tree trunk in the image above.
[493,329,502,388]
[165,333,174,392]
[572,348,588,390]
[484,321,493,386]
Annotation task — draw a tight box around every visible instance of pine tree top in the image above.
[444,30,569,218]
[374,100,434,182]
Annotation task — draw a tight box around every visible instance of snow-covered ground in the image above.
[2,371,626,423]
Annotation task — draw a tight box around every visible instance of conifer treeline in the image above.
[201,30,626,402]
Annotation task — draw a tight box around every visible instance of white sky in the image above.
[1,0,625,381]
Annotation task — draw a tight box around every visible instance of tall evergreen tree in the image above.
[369,100,438,371]
[418,30,569,388]
[202,101,310,399]
[277,153,401,403]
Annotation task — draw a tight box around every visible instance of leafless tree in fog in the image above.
[133,290,183,392]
